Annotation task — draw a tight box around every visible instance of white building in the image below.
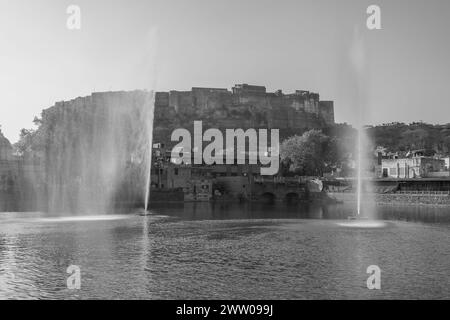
[444,157,450,170]
[381,151,446,179]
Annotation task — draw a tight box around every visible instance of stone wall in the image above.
[327,192,450,206]
[0,159,45,212]
[0,160,19,211]
[153,84,335,145]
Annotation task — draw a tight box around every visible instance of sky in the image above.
[1,0,450,142]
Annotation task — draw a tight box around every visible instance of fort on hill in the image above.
[153,83,334,144]
[44,84,334,146]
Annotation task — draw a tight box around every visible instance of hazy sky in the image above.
[1,0,450,142]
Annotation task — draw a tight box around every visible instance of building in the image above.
[444,157,450,170]
[151,143,214,201]
[153,84,335,145]
[150,142,264,201]
[150,162,213,201]
[381,150,447,179]
[184,179,212,201]
[214,176,250,199]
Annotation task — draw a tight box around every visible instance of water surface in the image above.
[0,203,449,299]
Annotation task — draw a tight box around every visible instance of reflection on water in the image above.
[336,220,387,228]
[0,202,449,299]
[150,201,450,224]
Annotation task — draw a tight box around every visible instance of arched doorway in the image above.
[260,192,276,204]
[285,192,299,205]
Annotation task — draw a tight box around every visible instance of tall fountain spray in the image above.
[35,91,155,214]
[357,126,362,216]
[144,95,155,212]
[356,125,372,217]
[142,28,159,212]
[23,29,159,215]
[349,28,373,219]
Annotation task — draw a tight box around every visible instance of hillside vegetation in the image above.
[366,122,450,155]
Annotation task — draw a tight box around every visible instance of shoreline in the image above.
[326,192,450,207]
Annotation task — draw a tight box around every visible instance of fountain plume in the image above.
[144,94,155,212]
[39,91,154,214]
[349,28,375,219]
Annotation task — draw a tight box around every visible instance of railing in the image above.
[325,190,450,195]
[396,190,450,195]
[326,188,354,193]
[253,176,306,184]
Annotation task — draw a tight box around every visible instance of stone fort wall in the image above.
[41,85,334,148]
[153,83,334,144]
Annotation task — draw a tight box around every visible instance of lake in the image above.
[0,202,449,299]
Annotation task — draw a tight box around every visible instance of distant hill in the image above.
[366,122,450,155]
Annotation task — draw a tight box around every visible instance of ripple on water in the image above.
[336,220,387,228]
[33,215,132,223]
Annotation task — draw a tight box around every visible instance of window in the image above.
[174,168,179,175]
[389,168,397,176]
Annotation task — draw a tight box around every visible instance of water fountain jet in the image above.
[143,93,155,214]
[33,90,156,215]
[342,28,377,225]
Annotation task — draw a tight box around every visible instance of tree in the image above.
[366,122,450,155]
[400,128,429,150]
[280,130,337,176]
[14,128,37,156]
